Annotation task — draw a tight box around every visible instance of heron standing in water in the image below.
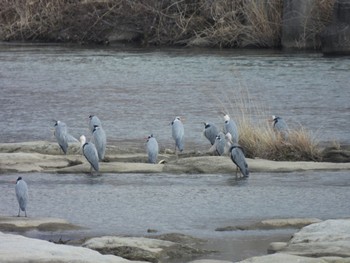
[171,116,184,153]
[15,177,28,217]
[229,144,249,178]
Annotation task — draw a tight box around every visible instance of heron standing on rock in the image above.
[79,135,99,174]
[203,122,219,145]
[272,115,289,140]
[223,114,239,144]
[92,125,106,161]
[54,120,68,154]
[211,132,226,156]
[146,134,159,164]
[15,177,28,217]
[171,117,184,153]
[89,115,102,133]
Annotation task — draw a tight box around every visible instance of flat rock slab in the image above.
[236,253,334,263]
[0,216,82,232]
[216,218,322,231]
[0,231,148,263]
[1,141,350,174]
[83,236,211,263]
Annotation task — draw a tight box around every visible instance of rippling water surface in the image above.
[1,171,350,260]
[1,43,350,262]
[1,43,349,147]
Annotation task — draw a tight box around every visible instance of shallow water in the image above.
[1,171,350,261]
[0,43,349,148]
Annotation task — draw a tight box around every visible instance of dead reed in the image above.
[216,81,322,162]
[0,0,334,48]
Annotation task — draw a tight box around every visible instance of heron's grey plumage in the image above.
[89,115,102,133]
[223,114,239,144]
[15,177,28,217]
[230,144,249,177]
[272,115,289,140]
[214,132,226,156]
[171,117,184,152]
[80,135,99,173]
[146,134,159,164]
[54,120,68,154]
[92,125,106,161]
[203,122,219,145]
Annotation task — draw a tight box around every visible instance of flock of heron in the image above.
[14,114,288,217]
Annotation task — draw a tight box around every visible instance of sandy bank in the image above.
[1,141,350,174]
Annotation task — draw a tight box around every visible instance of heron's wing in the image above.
[231,147,249,176]
[83,143,99,171]
[15,181,28,211]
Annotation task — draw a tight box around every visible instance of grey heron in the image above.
[272,115,289,140]
[15,177,28,217]
[229,144,249,178]
[89,115,102,133]
[203,122,219,145]
[146,134,159,164]
[171,117,184,153]
[92,125,106,161]
[213,132,226,156]
[223,114,239,144]
[54,120,68,154]
[79,135,99,173]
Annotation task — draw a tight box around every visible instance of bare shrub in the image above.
[294,0,336,49]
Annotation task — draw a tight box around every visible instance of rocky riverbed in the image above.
[0,216,350,263]
[1,141,350,262]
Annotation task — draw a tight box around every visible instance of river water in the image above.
[0,43,350,262]
[1,43,350,147]
[1,171,350,261]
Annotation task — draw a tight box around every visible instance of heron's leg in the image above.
[235,166,239,177]
[25,210,27,217]
[17,208,20,217]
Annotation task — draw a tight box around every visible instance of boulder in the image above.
[0,231,148,263]
[83,236,210,263]
[275,219,350,257]
[321,0,350,55]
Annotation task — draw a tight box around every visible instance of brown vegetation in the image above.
[217,86,322,162]
[0,0,334,48]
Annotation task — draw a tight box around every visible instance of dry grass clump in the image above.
[193,0,283,48]
[217,86,322,162]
